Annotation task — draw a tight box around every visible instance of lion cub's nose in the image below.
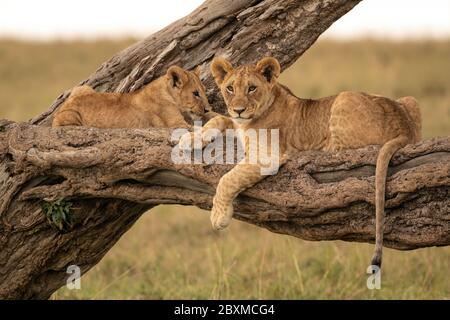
[233,106,245,115]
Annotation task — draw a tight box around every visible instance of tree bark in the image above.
[2,0,446,300]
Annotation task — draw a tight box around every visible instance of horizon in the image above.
[0,0,449,41]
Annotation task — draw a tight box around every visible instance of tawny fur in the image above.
[52,66,210,128]
[179,57,421,268]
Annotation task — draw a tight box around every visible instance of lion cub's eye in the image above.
[226,86,234,93]
[193,90,200,97]
[248,86,257,93]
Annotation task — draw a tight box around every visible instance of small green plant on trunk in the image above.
[41,199,74,232]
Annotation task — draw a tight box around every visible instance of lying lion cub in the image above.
[53,66,211,128]
[178,56,421,268]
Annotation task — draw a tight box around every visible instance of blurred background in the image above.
[0,0,449,299]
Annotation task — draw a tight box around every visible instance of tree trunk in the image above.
[2,0,446,300]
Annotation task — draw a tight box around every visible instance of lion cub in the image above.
[52,66,211,128]
[178,56,421,268]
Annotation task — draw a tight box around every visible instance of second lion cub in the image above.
[53,66,210,128]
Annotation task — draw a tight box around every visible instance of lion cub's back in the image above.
[53,86,135,128]
[328,91,418,149]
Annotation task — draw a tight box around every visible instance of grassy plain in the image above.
[0,38,449,299]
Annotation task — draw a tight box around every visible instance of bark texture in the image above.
[2,0,448,300]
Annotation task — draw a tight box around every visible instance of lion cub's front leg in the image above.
[211,162,265,230]
[210,151,287,230]
[210,140,288,230]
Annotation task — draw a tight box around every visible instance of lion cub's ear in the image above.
[255,57,281,83]
[167,66,189,88]
[211,57,234,86]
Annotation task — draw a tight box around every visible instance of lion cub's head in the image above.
[164,66,211,121]
[211,57,281,124]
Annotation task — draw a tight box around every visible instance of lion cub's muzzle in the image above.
[229,105,254,121]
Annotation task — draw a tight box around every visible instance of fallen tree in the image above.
[0,0,449,300]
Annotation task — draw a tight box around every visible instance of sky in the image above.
[0,0,449,40]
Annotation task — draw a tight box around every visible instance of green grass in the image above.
[53,206,450,299]
[0,38,448,299]
[0,38,135,121]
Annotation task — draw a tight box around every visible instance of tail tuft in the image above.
[371,255,382,269]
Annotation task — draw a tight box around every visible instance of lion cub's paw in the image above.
[210,200,234,231]
[177,131,217,151]
[177,132,197,151]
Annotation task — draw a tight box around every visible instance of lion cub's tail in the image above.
[371,135,409,268]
